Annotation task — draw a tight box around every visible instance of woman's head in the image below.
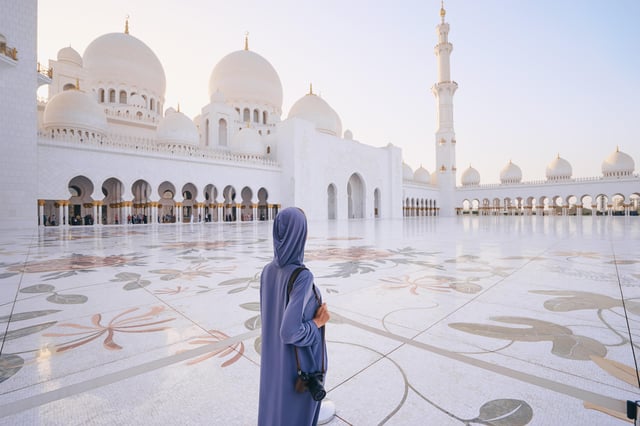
[272,207,307,267]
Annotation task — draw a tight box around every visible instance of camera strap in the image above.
[287,266,326,374]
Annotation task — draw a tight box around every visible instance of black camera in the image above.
[295,371,326,401]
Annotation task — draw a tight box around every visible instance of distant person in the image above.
[258,207,329,426]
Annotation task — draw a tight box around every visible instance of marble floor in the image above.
[0,216,639,425]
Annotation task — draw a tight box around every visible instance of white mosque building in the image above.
[0,2,638,230]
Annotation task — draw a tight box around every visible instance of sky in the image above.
[36,0,640,185]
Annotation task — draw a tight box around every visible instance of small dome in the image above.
[57,46,82,66]
[43,89,107,133]
[209,48,283,113]
[156,108,199,145]
[128,93,146,108]
[344,129,353,140]
[83,32,166,100]
[461,165,480,186]
[500,160,522,184]
[602,147,635,177]
[414,166,431,183]
[546,154,572,180]
[402,162,413,180]
[232,126,264,155]
[288,92,342,136]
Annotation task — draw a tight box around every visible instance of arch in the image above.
[347,173,365,219]
[263,111,268,124]
[109,89,116,103]
[241,186,253,221]
[258,187,269,221]
[158,181,177,223]
[181,182,198,222]
[205,119,210,147]
[119,90,127,104]
[63,83,76,91]
[243,108,250,122]
[68,175,95,225]
[327,184,337,220]
[595,194,609,215]
[253,109,259,123]
[99,88,105,103]
[150,98,155,111]
[630,193,640,215]
[223,185,237,221]
[203,184,218,222]
[102,177,124,224]
[131,179,152,223]
[218,118,227,146]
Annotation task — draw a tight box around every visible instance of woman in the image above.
[258,208,330,426]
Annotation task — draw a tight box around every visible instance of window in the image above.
[263,111,268,124]
[119,90,127,104]
[109,89,116,103]
[253,109,259,123]
[99,89,105,103]
[243,108,250,122]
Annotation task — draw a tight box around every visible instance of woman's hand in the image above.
[313,303,330,328]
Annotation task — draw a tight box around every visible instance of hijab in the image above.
[272,207,307,267]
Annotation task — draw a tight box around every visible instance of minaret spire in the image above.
[431,3,458,216]
[125,15,130,34]
[244,31,249,50]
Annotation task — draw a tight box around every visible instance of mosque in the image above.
[0,2,638,229]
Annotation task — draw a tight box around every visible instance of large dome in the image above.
[546,154,572,180]
[208,48,283,112]
[57,46,82,66]
[461,165,480,186]
[43,89,108,133]
[83,32,166,99]
[500,160,522,184]
[287,91,342,136]
[157,108,199,145]
[413,166,431,183]
[602,147,635,177]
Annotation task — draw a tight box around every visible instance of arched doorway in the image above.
[223,185,237,221]
[68,175,94,225]
[347,173,365,219]
[373,188,381,218]
[327,184,337,220]
[102,177,124,224]
[258,187,269,220]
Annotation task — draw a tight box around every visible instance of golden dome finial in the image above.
[177,103,180,113]
[75,78,80,90]
[125,15,130,34]
[244,31,249,50]
[440,0,446,23]
[309,83,314,95]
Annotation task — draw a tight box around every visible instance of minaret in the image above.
[431,1,458,216]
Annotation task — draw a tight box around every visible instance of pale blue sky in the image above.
[37,0,640,184]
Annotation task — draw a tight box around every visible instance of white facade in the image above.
[0,6,637,230]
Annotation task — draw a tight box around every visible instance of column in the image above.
[175,202,183,223]
[217,203,223,222]
[92,201,99,226]
[38,199,45,227]
[236,203,242,222]
[56,201,63,226]
[252,203,258,222]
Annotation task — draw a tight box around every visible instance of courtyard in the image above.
[1,216,639,425]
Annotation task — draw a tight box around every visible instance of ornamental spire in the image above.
[440,0,446,23]
[125,15,130,34]
[244,31,249,50]
[309,83,314,95]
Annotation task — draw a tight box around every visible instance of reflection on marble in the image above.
[0,216,639,425]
